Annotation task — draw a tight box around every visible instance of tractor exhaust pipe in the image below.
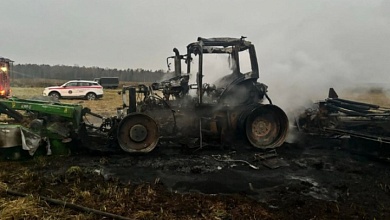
[173,48,181,77]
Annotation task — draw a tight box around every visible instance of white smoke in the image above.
[256,1,390,119]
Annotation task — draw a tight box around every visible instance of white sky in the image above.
[2,0,390,107]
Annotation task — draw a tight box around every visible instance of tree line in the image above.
[12,64,171,82]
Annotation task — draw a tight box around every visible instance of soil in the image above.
[1,130,390,219]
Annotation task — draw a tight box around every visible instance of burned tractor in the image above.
[0,37,289,159]
[115,37,289,153]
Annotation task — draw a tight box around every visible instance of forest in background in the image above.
[12,64,170,83]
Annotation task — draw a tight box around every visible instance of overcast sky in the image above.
[2,0,390,107]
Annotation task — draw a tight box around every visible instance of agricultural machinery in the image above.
[296,88,390,145]
[0,37,289,158]
[0,97,84,159]
[114,37,289,153]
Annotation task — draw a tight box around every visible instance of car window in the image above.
[66,82,78,87]
[78,82,90,86]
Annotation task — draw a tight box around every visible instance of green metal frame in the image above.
[0,97,83,127]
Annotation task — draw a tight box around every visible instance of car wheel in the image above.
[49,92,60,99]
[86,92,97,100]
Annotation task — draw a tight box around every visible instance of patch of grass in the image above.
[11,87,122,115]
[0,157,274,219]
[342,88,390,107]
[66,166,83,176]
[32,156,49,168]
[133,210,155,219]
[11,78,67,88]
[0,197,42,220]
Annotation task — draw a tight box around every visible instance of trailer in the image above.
[95,77,119,89]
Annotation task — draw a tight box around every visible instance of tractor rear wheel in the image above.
[117,113,159,153]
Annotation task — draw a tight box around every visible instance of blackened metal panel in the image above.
[128,87,137,114]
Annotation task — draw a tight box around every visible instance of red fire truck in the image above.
[0,56,13,97]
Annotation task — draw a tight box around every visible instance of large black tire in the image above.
[86,92,97,100]
[117,113,159,153]
[242,105,289,149]
[49,91,61,99]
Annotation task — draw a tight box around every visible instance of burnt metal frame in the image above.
[184,37,260,105]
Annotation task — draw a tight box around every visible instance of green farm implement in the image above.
[0,97,84,159]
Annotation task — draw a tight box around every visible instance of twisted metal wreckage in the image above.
[296,88,390,156]
[0,37,290,159]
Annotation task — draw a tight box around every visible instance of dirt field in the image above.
[1,87,390,219]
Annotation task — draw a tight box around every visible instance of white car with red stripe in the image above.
[43,80,103,100]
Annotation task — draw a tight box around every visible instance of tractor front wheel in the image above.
[243,105,289,149]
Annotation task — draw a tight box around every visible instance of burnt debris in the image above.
[296,88,390,144]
